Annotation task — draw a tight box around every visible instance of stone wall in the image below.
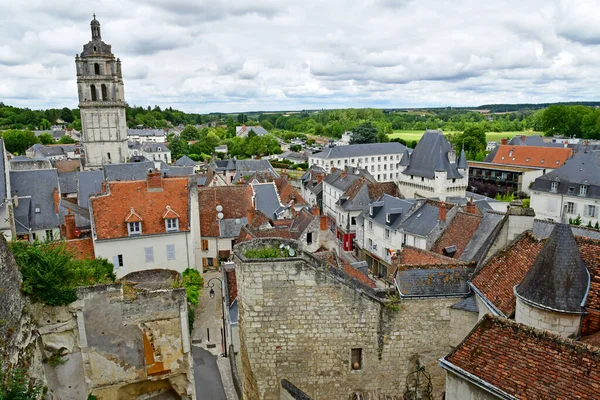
[515,297,581,338]
[448,308,478,347]
[444,371,498,400]
[235,238,462,400]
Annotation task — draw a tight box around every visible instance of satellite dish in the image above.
[73,228,81,237]
[216,205,223,212]
[217,212,224,220]
[289,249,296,257]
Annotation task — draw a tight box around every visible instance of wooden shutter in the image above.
[202,258,207,267]
[166,244,176,260]
[202,239,208,251]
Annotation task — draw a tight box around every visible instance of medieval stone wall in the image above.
[515,297,581,338]
[235,238,461,400]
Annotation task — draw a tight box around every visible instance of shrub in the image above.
[0,365,42,399]
[245,246,290,259]
[9,241,116,306]
[522,198,531,208]
[181,268,203,305]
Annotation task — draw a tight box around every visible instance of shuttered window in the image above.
[166,244,176,260]
[144,247,154,263]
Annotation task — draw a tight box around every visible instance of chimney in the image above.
[12,192,18,208]
[101,180,107,193]
[501,138,508,145]
[391,251,399,273]
[147,169,163,191]
[466,197,476,214]
[521,135,526,141]
[330,166,335,174]
[64,211,77,240]
[312,204,320,216]
[247,208,256,224]
[53,187,59,214]
[290,199,296,217]
[320,214,328,231]
[341,170,347,179]
[439,201,447,222]
[317,174,324,184]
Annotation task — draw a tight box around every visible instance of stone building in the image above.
[75,15,128,168]
[233,238,474,399]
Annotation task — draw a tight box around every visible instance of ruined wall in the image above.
[235,238,460,400]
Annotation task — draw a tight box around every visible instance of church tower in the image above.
[75,15,128,168]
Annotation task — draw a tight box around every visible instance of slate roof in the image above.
[532,219,600,241]
[442,315,600,400]
[162,166,194,177]
[400,201,452,237]
[531,150,600,199]
[456,148,468,169]
[236,126,270,136]
[175,155,198,166]
[486,145,573,168]
[451,296,478,312]
[141,142,169,153]
[10,169,60,233]
[219,217,248,238]
[431,211,483,258]
[30,144,80,157]
[395,266,472,297]
[78,170,104,208]
[459,211,505,262]
[507,134,562,147]
[198,186,254,237]
[289,208,317,239]
[127,128,166,137]
[311,142,407,159]
[103,161,155,181]
[252,182,286,219]
[402,130,463,179]
[365,194,416,230]
[515,224,589,313]
[234,159,279,182]
[58,172,78,194]
[323,168,362,192]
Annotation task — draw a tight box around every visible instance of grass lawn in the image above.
[388,130,542,143]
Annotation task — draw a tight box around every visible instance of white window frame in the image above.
[385,228,390,239]
[166,244,176,261]
[566,202,575,215]
[551,181,559,193]
[112,254,124,268]
[128,221,141,236]
[368,220,373,231]
[588,205,597,218]
[165,218,179,232]
[580,185,588,196]
[144,246,154,263]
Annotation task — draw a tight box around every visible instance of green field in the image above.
[388,130,541,143]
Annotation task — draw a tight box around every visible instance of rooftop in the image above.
[310,142,407,159]
[485,144,573,168]
[402,130,463,179]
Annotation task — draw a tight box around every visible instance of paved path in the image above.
[192,346,227,400]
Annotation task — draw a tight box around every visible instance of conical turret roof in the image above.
[515,224,589,313]
[457,147,468,169]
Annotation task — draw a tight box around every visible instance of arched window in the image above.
[101,84,108,101]
[90,85,97,101]
[94,63,100,75]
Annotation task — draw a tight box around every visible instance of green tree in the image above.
[1,129,40,154]
[38,133,54,144]
[261,120,273,131]
[180,125,199,141]
[58,135,76,144]
[350,122,379,144]
[168,136,189,160]
[59,107,74,123]
[455,125,487,153]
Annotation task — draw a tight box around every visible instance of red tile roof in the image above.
[399,246,459,266]
[64,238,95,260]
[342,262,376,288]
[225,268,237,306]
[313,249,376,288]
[490,145,573,168]
[274,177,306,205]
[431,211,482,258]
[198,186,254,237]
[91,177,190,240]
[471,232,544,316]
[578,236,600,336]
[444,315,600,399]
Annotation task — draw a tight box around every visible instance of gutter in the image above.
[469,282,505,317]
[513,286,587,315]
[439,358,518,400]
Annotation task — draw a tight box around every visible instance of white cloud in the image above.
[0,0,599,112]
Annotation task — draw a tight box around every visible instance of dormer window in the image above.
[386,213,390,224]
[128,221,141,236]
[370,206,374,216]
[541,159,545,164]
[165,218,179,232]
[551,181,559,193]
[580,185,588,196]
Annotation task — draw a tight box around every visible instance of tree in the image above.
[350,122,379,144]
[58,135,76,144]
[180,125,199,141]
[168,136,189,160]
[261,120,273,131]
[455,125,486,153]
[1,129,40,154]
[59,107,74,123]
[38,133,54,144]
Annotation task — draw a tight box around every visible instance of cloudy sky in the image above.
[1,0,599,113]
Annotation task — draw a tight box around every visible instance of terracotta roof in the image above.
[342,262,376,288]
[198,186,254,237]
[91,177,190,240]
[471,232,544,316]
[314,249,376,288]
[489,145,573,168]
[581,331,600,347]
[578,236,600,336]
[225,268,237,306]
[399,246,459,266]
[64,238,95,260]
[274,177,306,205]
[443,315,600,399]
[431,211,483,258]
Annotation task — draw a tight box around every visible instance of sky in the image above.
[1,0,600,113]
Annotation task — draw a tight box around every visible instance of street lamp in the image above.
[206,277,227,357]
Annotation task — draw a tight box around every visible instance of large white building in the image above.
[397,130,468,200]
[530,150,600,226]
[309,142,408,183]
[75,15,129,168]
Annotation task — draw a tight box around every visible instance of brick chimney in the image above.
[521,135,526,141]
[64,211,77,240]
[147,169,163,191]
[341,170,347,179]
[312,204,320,216]
[247,208,256,224]
[466,197,476,214]
[320,214,328,231]
[391,251,399,273]
[330,166,335,174]
[101,180,107,193]
[439,201,447,222]
[501,138,508,145]
[53,187,59,214]
[317,174,324,184]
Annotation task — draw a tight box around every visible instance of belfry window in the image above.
[101,84,108,101]
[94,63,100,75]
[90,85,97,101]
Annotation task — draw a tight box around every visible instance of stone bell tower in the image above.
[75,14,128,168]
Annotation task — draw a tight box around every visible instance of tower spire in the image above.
[91,13,101,40]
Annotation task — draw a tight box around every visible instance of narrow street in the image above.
[192,269,239,400]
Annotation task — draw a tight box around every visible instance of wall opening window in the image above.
[166,244,176,261]
[385,228,390,239]
[45,230,54,241]
[580,185,588,196]
[90,84,97,101]
[587,205,597,218]
[107,152,111,162]
[307,232,313,244]
[402,233,407,246]
[568,186,575,195]
[101,84,108,100]
[368,238,373,248]
[368,220,373,231]
[112,254,124,267]
[165,218,179,232]
[566,202,575,214]
[94,63,100,74]
[551,181,559,192]
[144,247,154,263]
[128,221,141,236]
[351,348,362,371]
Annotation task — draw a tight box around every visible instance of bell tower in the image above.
[75,14,128,168]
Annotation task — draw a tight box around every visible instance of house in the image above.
[128,142,171,168]
[530,150,600,226]
[26,144,83,161]
[277,151,308,164]
[196,185,254,270]
[300,166,326,209]
[233,159,279,184]
[89,172,199,278]
[397,200,458,250]
[335,131,353,146]
[175,155,202,173]
[236,125,270,138]
[127,128,167,143]
[215,144,228,154]
[441,315,600,400]
[250,181,290,220]
[309,142,408,183]
[468,161,545,196]
[10,169,61,242]
[397,130,468,200]
[274,174,308,210]
[483,144,573,169]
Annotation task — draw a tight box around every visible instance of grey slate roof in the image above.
[58,172,78,194]
[459,211,505,262]
[103,161,154,181]
[78,170,104,208]
[400,202,442,237]
[451,296,479,312]
[175,156,198,166]
[508,135,562,147]
[365,194,416,230]
[532,151,600,199]
[402,130,463,179]
[532,219,600,241]
[311,142,407,159]
[141,142,169,153]
[127,128,166,137]
[399,148,411,166]
[162,166,194,177]
[10,169,60,233]
[515,223,589,313]
[30,144,80,157]
[236,126,270,136]
[252,182,286,219]
[234,160,279,182]
[323,169,362,192]
[395,267,472,297]
[457,148,468,169]
[220,217,248,238]
[59,199,90,229]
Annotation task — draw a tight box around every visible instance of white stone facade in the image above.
[444,371,499,400]
[531,189,600,226]
[310,153,403,182]
[397,167,469,201]
[515,296,582,338]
